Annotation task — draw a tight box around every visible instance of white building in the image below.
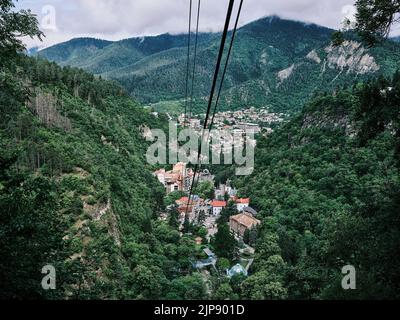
[211,200,227,216]
[236,198,250,212]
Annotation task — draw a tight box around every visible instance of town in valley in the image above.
[154,162,260,280]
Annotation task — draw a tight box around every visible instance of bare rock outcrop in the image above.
[325,41,379,74]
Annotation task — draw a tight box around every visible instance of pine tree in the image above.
[213,224,237,260]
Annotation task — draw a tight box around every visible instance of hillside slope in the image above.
[234,73,400,299]
[39,16,400,114]
[39,33,217,75]
[0,54,206,299]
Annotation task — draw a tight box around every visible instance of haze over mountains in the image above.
[38,16,400,114]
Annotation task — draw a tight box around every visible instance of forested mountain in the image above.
[37,38,113,68]
[38,33,217,76]
[0,53,210,299]
[3,0,400,301]
[3,53,399,300]
[233,73,400,299]
[39,16,400,114]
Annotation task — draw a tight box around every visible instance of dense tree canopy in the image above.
[0,0,43,61]
[236,74,400,299]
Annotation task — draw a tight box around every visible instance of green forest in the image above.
[1,0,400,300]
[0,1,208,298]
[235,74,400,299]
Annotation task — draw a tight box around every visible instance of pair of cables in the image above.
[185,0,244,218]
[184,0,201,128]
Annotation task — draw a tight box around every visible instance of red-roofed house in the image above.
[236,198,250,212]
[175,197,189,206]
[211,200,227,216]
[176,196,195,217]
[153,162,194,194]
[229,212,260,238]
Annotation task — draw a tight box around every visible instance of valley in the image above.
[1,0,400,301]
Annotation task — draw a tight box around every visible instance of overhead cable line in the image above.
[189,0,244,208]
[189,0,201,122]
[185,0,236,219]
[184,0,193,127]
[208,0,243,131]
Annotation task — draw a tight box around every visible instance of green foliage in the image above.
[129,265,168,299]
[0,0,44,62]
[236,74,400,299]
[193,181,215,200]
[331,31,345,46]
[167,274,208,300]
[0,19,200,297]
[168,207,180,229]
[217,201,237,224]
[0,169,66,299]
[216,257,231,272]
[242,274,288,300]
[2,0,400,300]
[214,282,238,300]
[355,0,400,45]
[212,223,237,261]
[243,226,258,247]
[164,190,185,206]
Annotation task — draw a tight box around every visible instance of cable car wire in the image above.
[189,0,202,122]
[184,0,236,219]
[183,0,193,127]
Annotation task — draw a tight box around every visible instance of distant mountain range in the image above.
[38,16,400,114]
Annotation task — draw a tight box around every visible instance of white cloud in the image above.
[17,0,368,49]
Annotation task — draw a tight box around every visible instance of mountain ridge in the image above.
[38,16,400,114]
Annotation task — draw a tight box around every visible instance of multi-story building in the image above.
[154,162,194,194]
[236,198,250,212]
[229,212,261,238]
[211,200,227,216]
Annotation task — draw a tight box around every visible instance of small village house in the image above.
[195,237,203,245]
[154,162,194,194]
[175,196,195,221]
[236,198,250,212]
[211,200,227,216]
[229,212,261,238]
[175,196,189,207]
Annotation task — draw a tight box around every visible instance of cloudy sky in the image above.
[17,0,366,49]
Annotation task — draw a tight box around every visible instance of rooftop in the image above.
[211,200,227,208]
[227,264,248,278]
[230,212,260,229]
[203,248,215,257]
[243,206,258,216]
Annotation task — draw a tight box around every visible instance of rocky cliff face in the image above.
[306,49,322,64]
[325,40,380,74]
[277,64,295,82]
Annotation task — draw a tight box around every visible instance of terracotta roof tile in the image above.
[211,200,227,207]
[230,213,260,229]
